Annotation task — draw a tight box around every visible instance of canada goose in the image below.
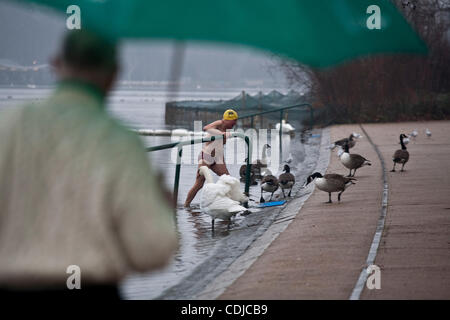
[391,134,409,172]
[198,166,247,230]
[239,144,271,181]
[304,172,357,203]
[239,161,258,185]
[340,142,371,177]
[260,171,279,203]
[278,164,295,198]
[425,128,432,138]
[330,133,359,150]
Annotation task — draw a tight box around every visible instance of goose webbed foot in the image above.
[390,169,396,172]
[260,197,265,203]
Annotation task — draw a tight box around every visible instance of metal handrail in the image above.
[238,103,313,163]
[146,132,252,207]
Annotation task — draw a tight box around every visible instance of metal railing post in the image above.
[173,146,183,207]
[279,109,283,164]
[243,135,252,207]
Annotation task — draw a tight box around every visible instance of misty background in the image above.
[0,1,290,89]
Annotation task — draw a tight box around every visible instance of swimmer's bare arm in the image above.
[203,120,223,135]
[203,120,231,141]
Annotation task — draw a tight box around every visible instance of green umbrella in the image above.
[17,0,426,67]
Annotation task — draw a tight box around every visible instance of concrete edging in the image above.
[349,124,389,300]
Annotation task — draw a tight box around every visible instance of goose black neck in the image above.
[400,135,407,150]
[343,144,350,153]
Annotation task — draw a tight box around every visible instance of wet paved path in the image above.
[219,121,450,299]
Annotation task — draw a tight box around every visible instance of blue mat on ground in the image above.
[259,200,286,207]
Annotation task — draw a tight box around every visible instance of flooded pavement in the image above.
[121,130,323,300]
[0,87,322,300]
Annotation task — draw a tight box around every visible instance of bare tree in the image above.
[279,0,450,124]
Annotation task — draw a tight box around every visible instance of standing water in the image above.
[0,87,321,299]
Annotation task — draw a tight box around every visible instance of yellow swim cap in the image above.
[223,109,238,120]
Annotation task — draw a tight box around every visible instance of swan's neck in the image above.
[202,168,214,184]
[262,145,268,161]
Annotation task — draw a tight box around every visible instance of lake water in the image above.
[0,87,321,299]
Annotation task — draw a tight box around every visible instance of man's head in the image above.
[52,30,118,95]
[222,109,238,129]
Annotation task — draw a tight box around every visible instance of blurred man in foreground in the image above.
[0,30,177,299]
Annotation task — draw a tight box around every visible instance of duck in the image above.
[260,170,279,203]
[339,142,371,177]
[391,134,409,172]
[304,172,357,203]
[425,128,432,138]
[330,133,359,150]
[275,120,295,133]
[278,164,295,198]
[198,166,247,230]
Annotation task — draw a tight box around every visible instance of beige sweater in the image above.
[0,81,177,288]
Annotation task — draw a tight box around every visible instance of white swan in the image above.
[275,120,295,133]
[217,174,249,203]
[198,166,247,229]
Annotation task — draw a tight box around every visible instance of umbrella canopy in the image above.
[17,0,427,67]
